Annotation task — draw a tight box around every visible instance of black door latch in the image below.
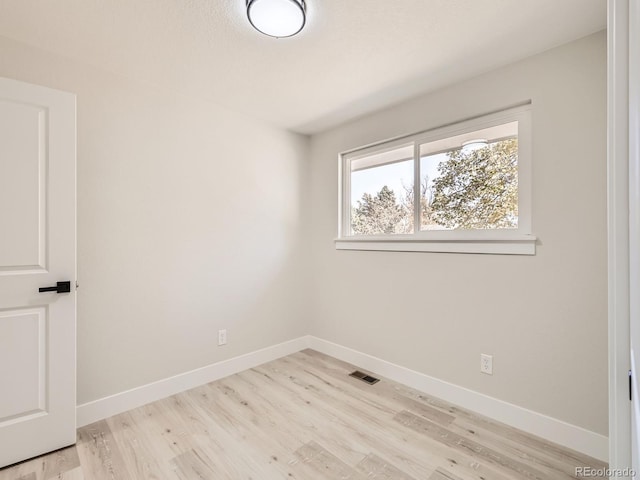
[39,281,71,294]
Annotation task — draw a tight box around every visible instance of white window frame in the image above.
[336,104,536,255]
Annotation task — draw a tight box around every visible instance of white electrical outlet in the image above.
[480,354,493,375]
[218,329,227,346]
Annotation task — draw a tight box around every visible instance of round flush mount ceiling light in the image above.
[246,0,306,38]
[462,139,489,152]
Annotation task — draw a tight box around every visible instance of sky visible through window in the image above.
[350,154,446,206]
[346,116,522,241]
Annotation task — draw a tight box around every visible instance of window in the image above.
[337,105,535,254]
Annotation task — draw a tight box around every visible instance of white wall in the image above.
[0,35,310,405]
[308,32,608,436]
[0,30,609,441]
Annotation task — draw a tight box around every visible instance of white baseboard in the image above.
[307,336,609,463]
[76,334,608,462]
[76,336,311,427]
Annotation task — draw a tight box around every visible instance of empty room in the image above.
[0,0,638,479]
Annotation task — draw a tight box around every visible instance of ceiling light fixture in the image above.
[462,139,489,147]
[246,0,306,38]
[462,139,489,152]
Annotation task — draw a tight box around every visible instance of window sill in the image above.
[334,235,537,255]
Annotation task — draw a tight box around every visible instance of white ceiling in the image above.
[0,0,605,134]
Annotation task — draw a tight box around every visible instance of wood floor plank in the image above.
[75,420,129,480]
[48,466,86,480]
[362,367,605,474]
[0,446,80,480]
[296,349,591,479]
[395,409,559,479]
[275,353,514,480]
[297,350,457,426]
[170,448,231,480]
[173,384,303,479]
[249,360,436,472]
[15,474,36,480]
[0,350,607,480]
[234,368,371,466]
[41,447,81,480]
[430,467,465,480]
[0,461,33,480]
[105,410,171,480]
[293,441,365,480]
[255,356,503,480]
[355,453,417,479]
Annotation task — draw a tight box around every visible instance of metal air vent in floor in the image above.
[349,370,380,385]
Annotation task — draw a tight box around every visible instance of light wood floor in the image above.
[0,349,607,480]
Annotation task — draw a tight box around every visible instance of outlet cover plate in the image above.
[218,329,227,346]
[480,353,493,375]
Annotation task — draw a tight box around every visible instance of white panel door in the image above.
[0,77,76,467]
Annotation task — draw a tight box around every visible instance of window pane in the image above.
[350,148,414,235]
[420,136,518,231]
